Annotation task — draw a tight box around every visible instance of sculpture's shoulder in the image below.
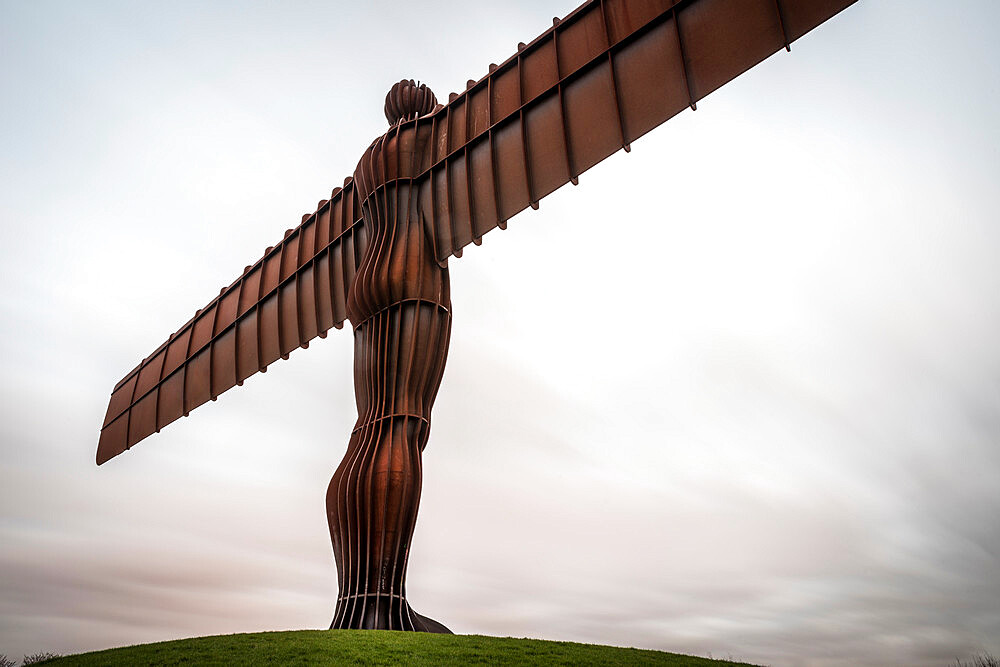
[353,119,437,202]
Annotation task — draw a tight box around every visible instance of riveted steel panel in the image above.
[614,14,689,141]
[235,310,259,383]
[525,91,571,201]
[211,328,237,398]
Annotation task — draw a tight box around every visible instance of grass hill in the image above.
[42,630,759,666]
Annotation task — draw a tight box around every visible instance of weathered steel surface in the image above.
[98,0,858,632]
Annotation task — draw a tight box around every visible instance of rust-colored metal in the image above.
[98,0,858,631]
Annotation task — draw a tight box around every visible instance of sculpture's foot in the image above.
[410,608,452,634]
[330,595,451,633]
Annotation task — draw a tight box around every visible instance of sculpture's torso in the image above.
[346,123,452,428]
[347,129,450,323]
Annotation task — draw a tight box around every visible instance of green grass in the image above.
[45,630,759,666]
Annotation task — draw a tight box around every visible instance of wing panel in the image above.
[558,4,610,76]
[343,229,358,303]
[563,60,624,175]
[217,288,241,335]
[190,306,216,358]
[614,13,689,142]
[236,310,260,382]
[315,204,332,251]
[279,280,300,356]
[430,165,453,259]
[299,265,319,343]
[680,0,784,101]
[157,371,184,430]
[97,414,128,464]
[469,87,491,138]
[469,138,499,240]
[604,0,675,44]
[183,349,212,415]
[237,266,262,315]
[281,234,300,281]
[493,119,531,223]
[522,38,559,104]
[128,390,158,448]
[163,329,191,378]
[448,155,475,251]
[324,247,342,328]
[103,373,137,429]
[345,188,361,278]
[134,350,165,405]
[258,295,281,368]
[489,67,521,128]
[211,328,238,398]
[524,91,571,201]
[448,101,467,156]
[301,216,318,259]
[261,250,282,297]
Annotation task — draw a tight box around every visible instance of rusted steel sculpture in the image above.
[98,0,858,632]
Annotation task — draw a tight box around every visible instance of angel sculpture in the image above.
[98,0,858,632]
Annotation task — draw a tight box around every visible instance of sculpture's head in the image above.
[384,79,438,126]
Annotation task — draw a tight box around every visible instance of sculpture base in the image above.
[330,595,452,633]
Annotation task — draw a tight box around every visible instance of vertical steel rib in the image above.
[152,337,168,431]
[598,0,631,150]
[443,105,460,258]
[181,309,197,416]
[254,249,268,374]
[773,0,792,51]
[293,216,307,351]
[673,7,698,111]
[233,272,246,387]
[209,289,223,400]
[465,89,480,246]
[486,70,506,229]
[516,46,538,210]
[552,17,579,183]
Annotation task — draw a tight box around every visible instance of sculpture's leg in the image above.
[327,300,451,632]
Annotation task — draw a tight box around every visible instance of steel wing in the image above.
[98,179,366,464]
[413,0,858,263]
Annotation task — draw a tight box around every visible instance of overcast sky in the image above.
[2,1,998,665]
